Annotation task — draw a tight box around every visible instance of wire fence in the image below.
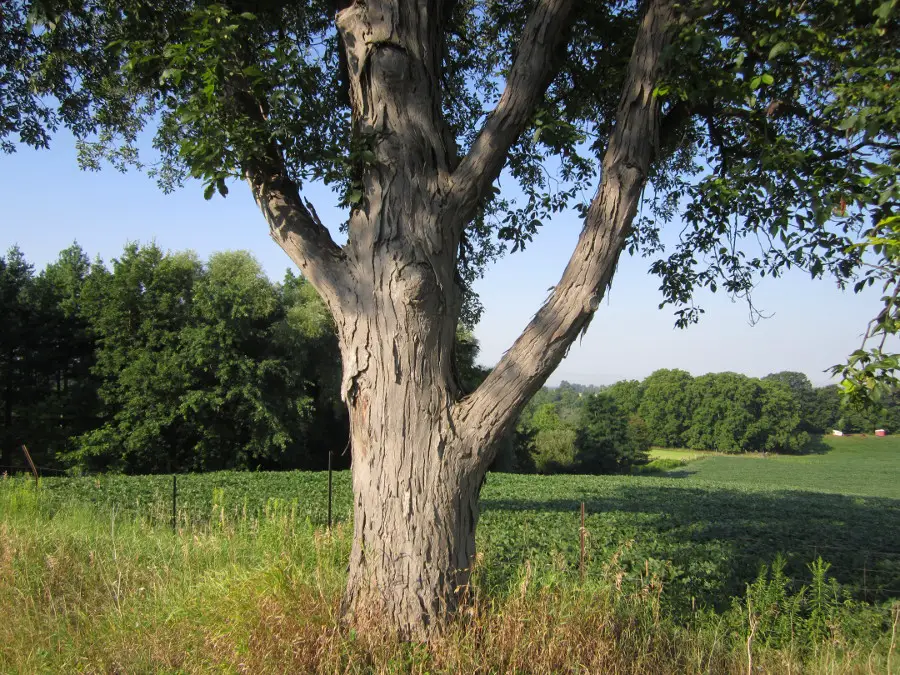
[0,463,68,474]
[4,456,899,602]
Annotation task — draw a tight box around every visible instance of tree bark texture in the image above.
[249,0,676,640]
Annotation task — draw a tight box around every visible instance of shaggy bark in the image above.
[247,0,677,640]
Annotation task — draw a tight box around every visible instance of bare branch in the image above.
[446,0,574,231]
[455,0,677,466]
[247,162,350,310]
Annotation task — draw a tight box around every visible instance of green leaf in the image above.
[873,1,894,21]
[159,68,182,85]
[750,76,762,90]
[204,183,215,200]
[761,73,774,86]
[767,42,791,60]
[242,65,265,80]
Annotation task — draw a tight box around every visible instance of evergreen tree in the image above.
[32,244,100,463]
[0,247,37,469]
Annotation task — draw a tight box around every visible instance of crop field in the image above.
[2,436,898,672]
[661,434,900,499]
[8,435,900,611]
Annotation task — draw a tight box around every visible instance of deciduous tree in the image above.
[3,0,897,638]
[575,392,649,473]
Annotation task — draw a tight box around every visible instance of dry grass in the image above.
[0,479,896,674]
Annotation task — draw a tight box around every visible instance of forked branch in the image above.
[246,156,350,311]
[455,0,678,465]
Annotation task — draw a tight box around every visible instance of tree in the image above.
[175,250,318,471]
[684,372,759,452]
[810,385,842,433]
[763,372,816,432]
[753,379,809,452]
[67,245,341,473]
[30,244,101,464]
[0,247,37,469]
[527,402,578,473]
[638,369,694,447]
[71,244,203,472]
[606,379,644,417]
[575,392,649,473]
[4,0,897,638]
[684,372,808,452]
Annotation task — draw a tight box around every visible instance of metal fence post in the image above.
[172,474,177,533]
[327,450,333,530]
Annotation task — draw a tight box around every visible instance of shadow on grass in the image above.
[798,434,833,455]
[479,481,900,611]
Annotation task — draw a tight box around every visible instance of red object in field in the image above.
[875,429,886,437]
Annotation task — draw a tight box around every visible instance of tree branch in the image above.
[455,0,677,467]
[446,0,574,231]
[229,75,351,310]
[246,161,350,311]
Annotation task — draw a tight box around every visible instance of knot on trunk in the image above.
[398,262,440,308]
[370,42,410,87]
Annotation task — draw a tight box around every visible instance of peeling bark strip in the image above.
[244,0,677,640]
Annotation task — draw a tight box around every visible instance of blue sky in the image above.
[0,133,881,387]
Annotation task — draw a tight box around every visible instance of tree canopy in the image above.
[0,243,349,474]
[2,0,897,338]
[513,368,900,470]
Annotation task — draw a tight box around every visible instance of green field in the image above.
[10,435,900,606]
[657,435,900,499]
[649,448,713,462]
[2,435,898,672]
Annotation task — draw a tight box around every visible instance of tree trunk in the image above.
[340,382,483,637]
[250,0,674,642]
[333,247,483,638]
[330,0,483,638]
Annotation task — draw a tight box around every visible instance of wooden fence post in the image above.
[21,445,38,482]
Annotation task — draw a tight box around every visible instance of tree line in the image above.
[511,372,900,474]
[4,243,896,476]
[1,243,348,474]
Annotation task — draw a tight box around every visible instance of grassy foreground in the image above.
[1,437,898,673]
